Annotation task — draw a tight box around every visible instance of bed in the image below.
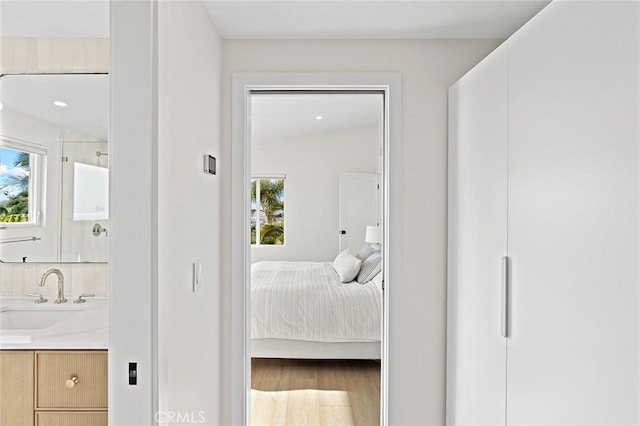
[251,260,382,360]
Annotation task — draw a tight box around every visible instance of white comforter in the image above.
[251,261,382,343]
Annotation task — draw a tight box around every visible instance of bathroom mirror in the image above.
[0,73,109,263]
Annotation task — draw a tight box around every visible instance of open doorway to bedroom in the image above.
[248,91,385,425]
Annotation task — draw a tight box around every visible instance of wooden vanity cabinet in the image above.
[0,350,107,426]
[0,351,34,426]
[35,412,107,426]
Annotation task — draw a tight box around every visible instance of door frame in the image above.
[231,72,401,425]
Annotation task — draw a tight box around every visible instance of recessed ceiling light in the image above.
[315,115,323,120]
[0,102,3,111]
[53,101,68,107]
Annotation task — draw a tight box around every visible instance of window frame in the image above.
[0,137,46,228]
[251,174,285,246]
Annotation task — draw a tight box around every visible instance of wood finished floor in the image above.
[251,358,381,426]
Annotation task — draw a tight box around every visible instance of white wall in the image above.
[109,1,156,424]
[251,125,380,263]
[221,39,501,425]
[0,108,61,262]
[157,2,222,425]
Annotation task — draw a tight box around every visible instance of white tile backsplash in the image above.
[0,263,108,298]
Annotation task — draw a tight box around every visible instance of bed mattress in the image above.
[251,261,382,343]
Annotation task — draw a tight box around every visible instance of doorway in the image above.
[231,73,401,426]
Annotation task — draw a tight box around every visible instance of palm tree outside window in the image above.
[0,147,31,223]
[251,177,285,245]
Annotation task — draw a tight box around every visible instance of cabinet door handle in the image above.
[501,256,510,338]
[65,375,79,389]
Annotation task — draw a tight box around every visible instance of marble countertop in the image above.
[0,297,108,350]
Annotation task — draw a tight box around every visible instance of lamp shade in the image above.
[365,225,381,245]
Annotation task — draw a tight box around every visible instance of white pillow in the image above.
[333,249,362,283]
[354,245,375,261]
[357,252,382,283]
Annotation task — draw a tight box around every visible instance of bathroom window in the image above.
[0,142,44,226]
[251,177,285,245]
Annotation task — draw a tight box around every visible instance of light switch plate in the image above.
[193,260,202,292]
[204,155,216,175]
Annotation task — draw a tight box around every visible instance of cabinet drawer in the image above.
[35,351,107,409]
[35,412,107,426]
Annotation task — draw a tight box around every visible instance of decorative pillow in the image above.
[357,252,382,283]
[333,249,362,283]
[355,246,375,261]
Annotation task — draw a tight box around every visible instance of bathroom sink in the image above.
[0,307,84,331]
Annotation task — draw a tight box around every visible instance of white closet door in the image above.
[507,2,640,424]
[446,46,508,426]
[338,172,379,253]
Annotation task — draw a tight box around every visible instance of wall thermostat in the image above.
[204,155,216,175]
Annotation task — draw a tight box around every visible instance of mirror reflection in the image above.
[0,73,108,262]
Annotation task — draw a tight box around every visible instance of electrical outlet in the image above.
[193,260,202,292]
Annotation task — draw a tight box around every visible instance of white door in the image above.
[339,172,379,253]
[446,45,508,426]
[507,2,640,424]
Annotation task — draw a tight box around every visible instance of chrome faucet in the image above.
[39,269,67,304]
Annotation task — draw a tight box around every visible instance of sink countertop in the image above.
[0,297,108,350]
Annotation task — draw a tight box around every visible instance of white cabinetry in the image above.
[447,45,508,426]
[447,2,640,425]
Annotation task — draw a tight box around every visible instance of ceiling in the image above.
[0,1,550,40]
[0,74,109,140]
[203,1,551,39]
[251,93,383,145]
[0,1,550,142]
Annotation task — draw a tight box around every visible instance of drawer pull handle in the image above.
[65,375,79,389]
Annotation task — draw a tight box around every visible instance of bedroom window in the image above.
[251,177,285,245]
[0,143,43,226]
